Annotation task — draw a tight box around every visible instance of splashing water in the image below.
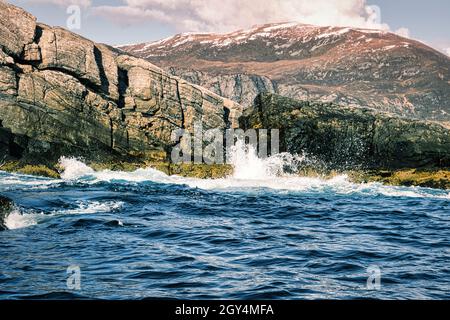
[51,142,450,199]
[230,140,272,179]
[58,156,94,180]
[4,208,40,230]
[230,140,310,179]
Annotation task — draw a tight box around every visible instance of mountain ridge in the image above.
[119,22,450,122]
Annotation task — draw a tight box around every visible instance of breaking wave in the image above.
[4,201,124,230]
[4,208,40,230]
[53,142,450,200]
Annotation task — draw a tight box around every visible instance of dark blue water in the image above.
[0,165,449,300]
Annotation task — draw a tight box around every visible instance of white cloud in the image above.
[395,27,410,38]
[90,5,171,26]
[427,40,450,57]
[90,0,393,33]
[12,0,92,8]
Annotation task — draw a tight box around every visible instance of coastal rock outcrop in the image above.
[35,24,102,87]
[0,2,242,164]
[0,195,13,231]
[0,2,449,176]
[241,93,450,169]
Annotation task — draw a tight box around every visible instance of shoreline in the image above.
[1,160,449,190]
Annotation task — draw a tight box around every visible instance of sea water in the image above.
[0,145,449,299]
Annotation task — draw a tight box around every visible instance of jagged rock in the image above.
[36,24,102,88]
[117,54,239,142]
[117,55,188,142]
[241,93,450,169]
[18,69,87,111]
[0,48,14,65]
[22,43,41,61]
[0,1,36,58]
[0,48,17,95]
[8,70,133,156]
[0,195,14,231]
[15,63,34,74]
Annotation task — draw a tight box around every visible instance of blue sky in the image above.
[7,0,450,54]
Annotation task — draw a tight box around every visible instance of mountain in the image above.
[119,22,450,122]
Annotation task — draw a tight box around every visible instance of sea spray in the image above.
[59,157,95,180]
[230,139,310,179]
[4,208,42,230]
[52,147,450,200]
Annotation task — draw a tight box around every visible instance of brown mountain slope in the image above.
[119,22,450,121]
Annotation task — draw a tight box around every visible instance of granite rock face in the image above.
[241,94,450,169]
[36,24,102,87]
[0,2,242,164]
[0,1,36,58]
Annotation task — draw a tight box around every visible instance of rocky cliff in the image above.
[241,93,450,170]
[1,2,449,180]
[120,23,450,122]
[0,1,242,165]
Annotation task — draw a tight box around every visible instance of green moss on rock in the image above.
[1,161,60,178]
[349,169,450,189]
[2,158,448,190]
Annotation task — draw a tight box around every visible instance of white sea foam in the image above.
[2,145,448,230]
[55,143,450,200]
[59,156,95,180]
[0,172,60,189]
[61,201,124,215]
[4,208,41,230]
[3,201,124,230]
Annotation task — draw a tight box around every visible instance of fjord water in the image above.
[0,147,449,299]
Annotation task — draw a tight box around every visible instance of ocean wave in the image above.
[55,141,450,200]
[2,144,449,202]
[4,200,124,230]
[4,208,42,230]
[55,159,450,200]
[0,171,61,190]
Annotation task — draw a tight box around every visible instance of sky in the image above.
[7,0,450,55]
